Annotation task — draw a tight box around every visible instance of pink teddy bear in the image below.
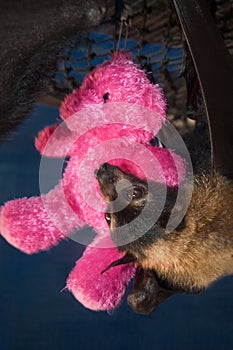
[0,51,185,311]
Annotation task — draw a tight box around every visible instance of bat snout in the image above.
[95,163,121,201]
[94,163,121,185]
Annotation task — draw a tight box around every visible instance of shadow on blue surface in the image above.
[0,104,232,350]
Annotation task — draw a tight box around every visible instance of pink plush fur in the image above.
[60,51,166,123]
[66,235,135,311]
[0,52,186,311]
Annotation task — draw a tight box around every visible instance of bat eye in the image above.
[124,186,144,201]
[105,213,111,224]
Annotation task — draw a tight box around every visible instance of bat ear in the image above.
[101,253,136,275]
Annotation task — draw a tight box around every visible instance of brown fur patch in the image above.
[140,173,233,291]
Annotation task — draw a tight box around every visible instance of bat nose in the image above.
[100,162,111,172]
[94,163,114,180]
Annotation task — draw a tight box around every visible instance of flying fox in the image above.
[95,162,233,314]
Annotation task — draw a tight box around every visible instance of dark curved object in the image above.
[173,0,233,179]
[127,267,175,315]
[0,0,107,139]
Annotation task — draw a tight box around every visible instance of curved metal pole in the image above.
[173,0,233,178]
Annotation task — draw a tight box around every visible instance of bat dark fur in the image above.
[0,0,107,139]
[95,163,233,314]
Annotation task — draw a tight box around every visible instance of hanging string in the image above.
[116,20,123,51]
[115,1,132,52]
[124,26,129,49]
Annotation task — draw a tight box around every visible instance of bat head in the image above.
[95,162,178,253]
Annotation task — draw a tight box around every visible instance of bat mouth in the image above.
[100,252,137,274]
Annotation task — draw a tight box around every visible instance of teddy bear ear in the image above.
[59,88,81,121]
[35,123,74,157]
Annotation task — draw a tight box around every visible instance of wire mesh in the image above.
[50,0,233,131]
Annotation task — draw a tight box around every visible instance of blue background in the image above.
[0,104,232,350]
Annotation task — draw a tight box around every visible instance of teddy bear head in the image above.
[35,52,185,241]
[60,51,166,123]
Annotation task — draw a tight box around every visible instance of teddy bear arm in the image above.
[0,185,86,254]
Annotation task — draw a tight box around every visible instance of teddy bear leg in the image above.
[66,237,135,311]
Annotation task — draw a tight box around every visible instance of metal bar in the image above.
[173,0,233,178]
